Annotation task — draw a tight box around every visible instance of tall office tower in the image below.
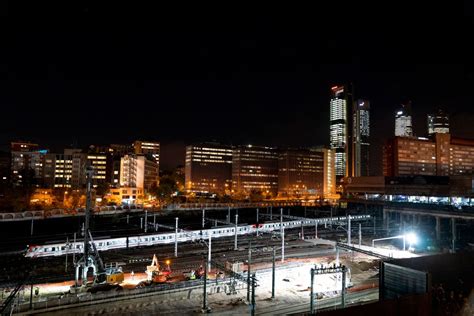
[395,101,413,137]
[427,108,449,135]
[10,141,48,187]
[133,141,160,171]
[232,145,279,197]
[352,99,370,176]
[329,85,353,178]
[184,143,233,195]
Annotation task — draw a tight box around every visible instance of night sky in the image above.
[1,3,473,173]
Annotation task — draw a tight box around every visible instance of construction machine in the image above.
[71,167,124,293]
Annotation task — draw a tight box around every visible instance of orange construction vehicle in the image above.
[145,254,172,283]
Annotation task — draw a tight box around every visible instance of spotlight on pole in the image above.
[404,232,417,245]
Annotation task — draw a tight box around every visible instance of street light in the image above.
[404,232,418,251]
[372,232,418,251]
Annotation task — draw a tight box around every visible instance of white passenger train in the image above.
[25,215,370,258]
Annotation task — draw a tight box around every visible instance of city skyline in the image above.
[1,4,473,175]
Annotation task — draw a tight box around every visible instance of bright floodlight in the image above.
[405,233,417,245]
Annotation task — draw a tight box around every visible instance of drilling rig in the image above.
[71,166,123,293]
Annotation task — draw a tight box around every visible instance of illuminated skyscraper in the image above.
[395,102,413,137]
[329,85,353,177]
[427,108,449,135]
[352,99,370,176]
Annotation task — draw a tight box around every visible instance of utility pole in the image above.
[310,268,315,314]
[202,209,206,229]
[281,226,285,263]
[359,224,362,247]
[72,233,76,268]
[315,222,318,239]
[175,217,179,257]
[373,216,376,236]
[65,237,69,272]
[247,241,252,302]
[251,273,256,316]
[144,210,148,233]
[271,247,276,300]
[208,234,212,272]
[234,214,239,250]
[347,215,351,245]
[301,221,304,240]
[202,258,209,313]
[341,266,346,308]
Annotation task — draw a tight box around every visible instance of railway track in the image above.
[256,288,379,315]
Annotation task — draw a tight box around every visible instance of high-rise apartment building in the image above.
[10,141,48,187]
[184,143,233,195]
[134,141,160,172]
[278,148,337,197]
[232,145,279,197]
[383,133,474,177]
[329,85,353,178]
[395,102,413,137]
[427,108,449,135]
[120,154,159,191]
[352,99,370,176]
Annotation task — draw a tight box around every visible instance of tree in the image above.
[150,175,178,205]
[95,182,110,196]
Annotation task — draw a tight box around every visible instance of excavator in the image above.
[146,254,172,283]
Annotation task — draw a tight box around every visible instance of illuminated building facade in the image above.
[278,149,323,197]
[0,151,9,187]
[322,148,337,197]
[87,154,108,186]
[120,154,158,191]
[10,141,48,187]
[232,145,279,197]
[329,85,353,178]
[44,149,86,188]
[185,143,233,195]
[383,134,474,177]
[352,99,370,176]
[427,108,449,135]
[395,102,413,137]
[278,148,336,198]
[134,140,160,171]
[107,187,144,205]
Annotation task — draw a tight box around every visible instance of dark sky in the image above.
[1,3,473,173]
